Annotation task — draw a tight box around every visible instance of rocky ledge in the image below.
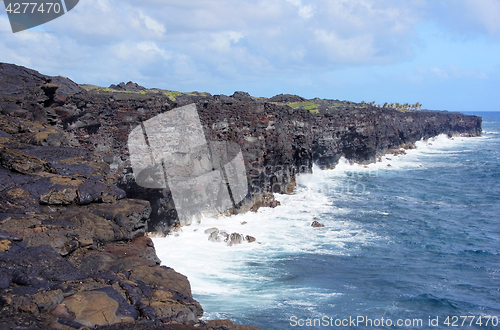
[0,62,481,329]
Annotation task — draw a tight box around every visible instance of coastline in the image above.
[0,62,482,329]
[155,129,492,326]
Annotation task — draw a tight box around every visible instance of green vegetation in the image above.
[288,101,311,109]
[287,101,320,114]
[164,91,181,101]
[139,91,147,95]
[163,91,208,101]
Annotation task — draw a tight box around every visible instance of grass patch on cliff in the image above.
[288,101,320,113]
[164,91,181,101]
[164,91,208,101]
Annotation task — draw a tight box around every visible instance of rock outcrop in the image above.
[1,63,481,233]
[0,62,481,329]
[311,220,325,228]
[0,110,204,328]
[204,228,256,246]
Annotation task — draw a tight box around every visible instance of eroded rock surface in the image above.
[0,62,480,330]
[0,71,206,327]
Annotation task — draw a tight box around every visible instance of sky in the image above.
[1,0,500,112]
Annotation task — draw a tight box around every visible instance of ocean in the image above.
[153,111,500,329]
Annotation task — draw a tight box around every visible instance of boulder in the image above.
[62,290,136,327]
[208,231,222,243]
[204,227,219,235]
[245,235,256,243]
[228,233,243,246]
[311,220,325,228]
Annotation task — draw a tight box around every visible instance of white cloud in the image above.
[431,0,500,38]
[313,29,376,63]
[209,31,244,52]
[0,0,428,90]
[286,0,315,19]
[0,15,12,33]
[298,5,314,19]
[408,65,489,83]
[468,0,500,35]
[134,10,166,37]
[0,0,497,101]
[429,65,489,80]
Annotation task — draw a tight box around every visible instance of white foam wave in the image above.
[153,168,381,305]
[317,134,484,173]
[152,132,482,317]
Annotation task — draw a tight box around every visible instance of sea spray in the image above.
[152,127,498,328]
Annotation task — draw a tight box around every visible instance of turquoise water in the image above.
[154,111,500,329]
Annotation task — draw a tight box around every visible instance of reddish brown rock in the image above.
[311,220,325,228]
[245,235,256,243]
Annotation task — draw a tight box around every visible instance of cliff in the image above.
[0,62,481,329]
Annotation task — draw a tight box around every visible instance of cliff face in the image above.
[49,87,480,231]
[311,106,482,167]
[0,63,482,232]
[0,62,481,329]
[0,64,264,329]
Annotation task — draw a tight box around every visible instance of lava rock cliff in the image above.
[0,62,481,329]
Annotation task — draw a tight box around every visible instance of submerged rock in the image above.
[208,231,223,243]
[245,235,256,243]
[205,229,256,246]
[311,220,325,228]
[204,227,219,235]
[228,233,243,246]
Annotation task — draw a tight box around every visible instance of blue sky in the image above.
[1,0,499,112]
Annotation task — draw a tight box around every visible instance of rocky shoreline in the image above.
[0,62,481,329]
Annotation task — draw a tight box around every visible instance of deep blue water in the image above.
[155,111,500,330]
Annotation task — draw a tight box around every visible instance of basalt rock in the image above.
[0,64,208,328]
[310,106,482,168]
[311,220,325,228]
[0,62,479,330]
[2,63,480,233]
[205,229,256,246]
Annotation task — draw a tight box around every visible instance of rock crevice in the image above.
[0,62,481,329]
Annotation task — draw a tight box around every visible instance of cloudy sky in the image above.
[1,0,500,112]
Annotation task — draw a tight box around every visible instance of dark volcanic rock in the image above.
[269,93,306,103]
[0,62,481,233]
[311,220,325,228]
[110,81,146,92]
[311,106,482,167]
[0,63,208,328]
[0,62,479,330]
